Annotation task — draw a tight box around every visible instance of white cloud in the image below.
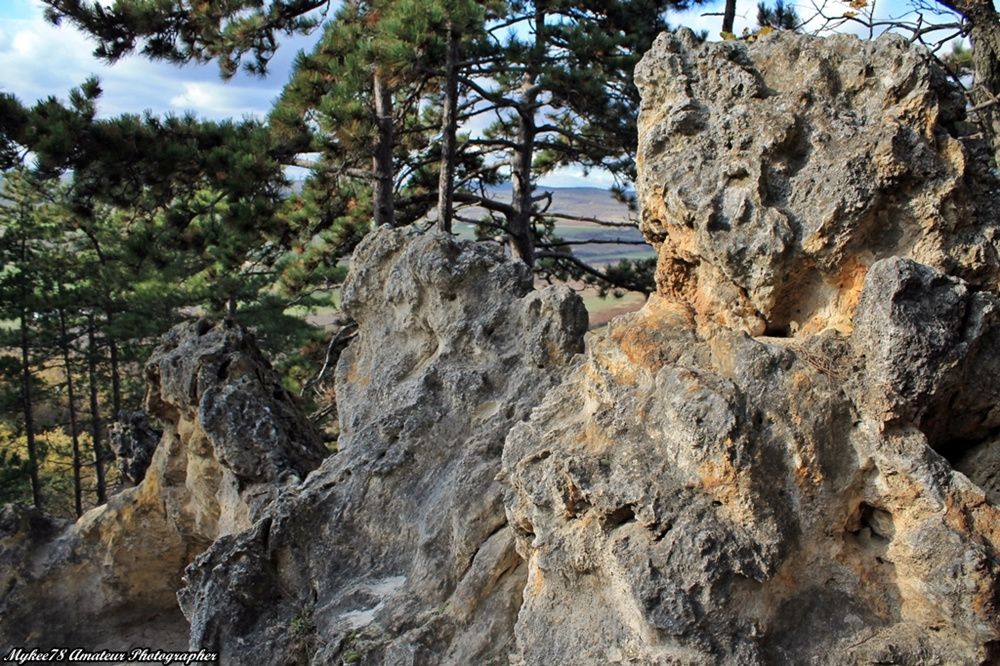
[168,81,273,121]
[169,82,228,114]
[0,5,296,121]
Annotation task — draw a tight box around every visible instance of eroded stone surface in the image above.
[635,28,1000,337]
[6,29,1000,666]
[501,297,1000,665]
[0,321,325,652]
[178,227,588,665]
[497,30,1000,665]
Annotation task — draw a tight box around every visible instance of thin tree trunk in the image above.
[19,305,42,510]
[508,6,543,266]
[58,299,84,518]
[104,302,122,417]
[722,0,737,34]
[437,21,460,234]
[509,91,537,266]
[87,311,107,505]
[373,70,395,228]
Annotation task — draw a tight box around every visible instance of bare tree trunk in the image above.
[104,302,122,416]
[507,6,544,267]
[58,300,84,517]
[437,21,460,235]
[509,88,537,266]
[723,0,737,34]
[19,305,42,510]
[87,311,108,505]
[373,70,395,228]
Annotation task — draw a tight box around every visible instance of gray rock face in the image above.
[851,257,1000,449]
[110,411,161,485]
[501,298,1000,665]
[635,28,1000,338]
[495,29,1000,665]
[178,227,588,664]
[8,29,1000,666]
[0,320,325,652]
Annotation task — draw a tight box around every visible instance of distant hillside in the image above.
[285,182,654,268]
[453,186,653,269]
[285,182,638,226]
[478,185,637,225]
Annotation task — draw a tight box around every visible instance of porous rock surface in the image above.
[178,228,588,664]
[498,29,1000,665]
[4,29,1000,666]
[0,320,326,652]
[635,28,1000,338]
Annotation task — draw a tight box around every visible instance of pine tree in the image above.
[41,0,700,297]
[0,168,69,509]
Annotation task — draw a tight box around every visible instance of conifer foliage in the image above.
[43,0,699,288]
[2,0,708,512]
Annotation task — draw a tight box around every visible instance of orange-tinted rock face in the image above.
[635,29,1000,339]
[0,321,326,652]
[499,30,1000,666]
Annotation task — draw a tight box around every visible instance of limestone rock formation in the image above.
[110,411,161,486]
[178,228,588,664]
[634,29,1000,338]
[5,28,1000,666]
[0,320,326,652]
[498,29,1000,665]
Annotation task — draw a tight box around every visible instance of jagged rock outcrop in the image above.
[498,29,1000,665]
[6,28,1000,666]
[0,320,326,652]
[635,28,999,338]
[110,411,162,486]
[178,228,588,664]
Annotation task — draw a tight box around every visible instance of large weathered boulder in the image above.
[8,28,1000,666]
[498,30,1000,665]
[635,28,1000,338]
[0,320,326,652]
[178,227,588,664]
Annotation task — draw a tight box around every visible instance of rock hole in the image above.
[764,323,792,338]
[443,292,457,302]
[851,502,895,544]
[603,505,636,530]
[936,434,995,467]
[504,405,516,420]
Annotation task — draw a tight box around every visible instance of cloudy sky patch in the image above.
[0,2,305,120]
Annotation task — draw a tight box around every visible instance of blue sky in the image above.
[0,0,965,187]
